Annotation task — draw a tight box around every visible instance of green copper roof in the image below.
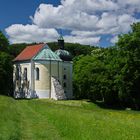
[55,49,72,61]
[34,45,62,61]
[55,49,71,56]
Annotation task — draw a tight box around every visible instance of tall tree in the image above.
[0,31,9,52]
[117,22,140,109]
[0,31,13,95]
[0,52,13,95]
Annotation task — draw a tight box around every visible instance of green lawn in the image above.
[0,96,140,140]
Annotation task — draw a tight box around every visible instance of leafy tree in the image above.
[0,31,13,95]
[48,42,94,58]
[0,52,13,95]
[73,22,140,109]
[8,43,27,57]
[116,22,140,109]
[0,31,9,52]
[73,48,120,105]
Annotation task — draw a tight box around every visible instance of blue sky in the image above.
[1,0,140,47]
[0,0,60,30]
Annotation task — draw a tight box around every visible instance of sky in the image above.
[1,0,140,47]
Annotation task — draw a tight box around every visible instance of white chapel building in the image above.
[13,37,73,100]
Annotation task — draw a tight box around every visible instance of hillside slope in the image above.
[0,96,140,140]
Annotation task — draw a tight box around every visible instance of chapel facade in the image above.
[13,37,73,100]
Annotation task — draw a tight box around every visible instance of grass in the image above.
[0,96,140,140]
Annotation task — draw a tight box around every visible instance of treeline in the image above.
[7,42,93,58]
[73,23,140,110]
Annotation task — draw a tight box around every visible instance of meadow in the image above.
[0,95,140,140]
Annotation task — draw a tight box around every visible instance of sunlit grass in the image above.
[0,95,140,140]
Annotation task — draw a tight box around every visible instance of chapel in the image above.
[13,37,73,100]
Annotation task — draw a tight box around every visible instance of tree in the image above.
[48,42,94,58]
[8,43,27,57]
[0,31,9,52]
[116,22,140,109]
[73,48,120,105]
[0,31,13,95]
[0,52,13,95]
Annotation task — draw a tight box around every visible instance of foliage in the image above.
[116,22,140,109]
[0,31,9,52]
[8,43,27,57]
[8,43,39,57]
[73,22,140,109]
[0,31,13,95]
[0,52,13,95]
[48,42,94,58]
[7,42,94,59]
[73,48,120,105]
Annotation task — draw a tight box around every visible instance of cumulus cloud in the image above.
[31,3,99,31]
[117,0,140,13]
[110,36,118,44]
[61,0,119,13]
[65,35,101,45]
[5,0,140,46]
[6,24,59,43]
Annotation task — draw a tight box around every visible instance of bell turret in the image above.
[58,35,64,50]
[56,35,72,61]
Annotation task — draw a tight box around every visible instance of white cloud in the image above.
[117,0,140,8]
[97,13,118,29]
[31,3,99,31]
[5,0,140,46]
[110,36,118,44]
[61,0,119,12]
[117,14,140,33]
[65,35,101,45]
[116,0,140,15]
[6,24,59,43]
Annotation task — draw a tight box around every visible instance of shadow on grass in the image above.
[0,93,13,98]
[88,100,125,111]
[14,97,32,101]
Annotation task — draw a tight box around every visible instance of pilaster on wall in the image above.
[31,60,35,96]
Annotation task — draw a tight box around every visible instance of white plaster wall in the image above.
[34,61,63,99]
[13,63,31,80]
[13,62,32,98]
[34,62,50,98]
[34,63,50,90]
[21,63,31,82]
[58,62,63,86]
[14,63,31,82]
[51,61,59,78]
[62,62,73,99]
[35,89,50,98]
[13,65,16,82]
[13,60,73,99]
[51,78,57,100]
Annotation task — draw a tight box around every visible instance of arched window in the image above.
[35,67,39,80]
[16,66,19,80]
[63,82,66,88]
[23,68,27,80]
[63,74,66,80]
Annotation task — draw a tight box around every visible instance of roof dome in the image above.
[55,49,72,61]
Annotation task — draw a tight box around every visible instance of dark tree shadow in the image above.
[88,100,125,110]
